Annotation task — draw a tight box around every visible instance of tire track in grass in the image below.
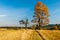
[35,30,45,40]
[21,29,33,40]
[21,30,42,40]
[31,30,42,40]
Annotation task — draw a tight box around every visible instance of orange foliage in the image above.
[34,2,49,26]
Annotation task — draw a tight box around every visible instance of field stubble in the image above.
[0,28,60,40]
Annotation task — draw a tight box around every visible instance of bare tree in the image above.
[19,18,29,29]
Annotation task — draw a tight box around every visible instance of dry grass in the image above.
[0,29,23,40]
[39,30,60,40]
[0,28,60,40]
[0,29,41,40]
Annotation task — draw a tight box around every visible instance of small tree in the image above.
[19,18,29,29]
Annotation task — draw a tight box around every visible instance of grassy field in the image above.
[0,28,60,40]
[39,30,60,40]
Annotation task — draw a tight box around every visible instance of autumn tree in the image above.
[31,2,49,29]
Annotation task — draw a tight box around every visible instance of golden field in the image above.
[39,30,60,40]
[0,28,42,40]
[0,28,60,40]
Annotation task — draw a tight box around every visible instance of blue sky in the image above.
[0,0,60,26]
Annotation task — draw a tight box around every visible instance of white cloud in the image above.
[0,15,7,17]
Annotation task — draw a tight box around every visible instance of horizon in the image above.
[0,0,60,26]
